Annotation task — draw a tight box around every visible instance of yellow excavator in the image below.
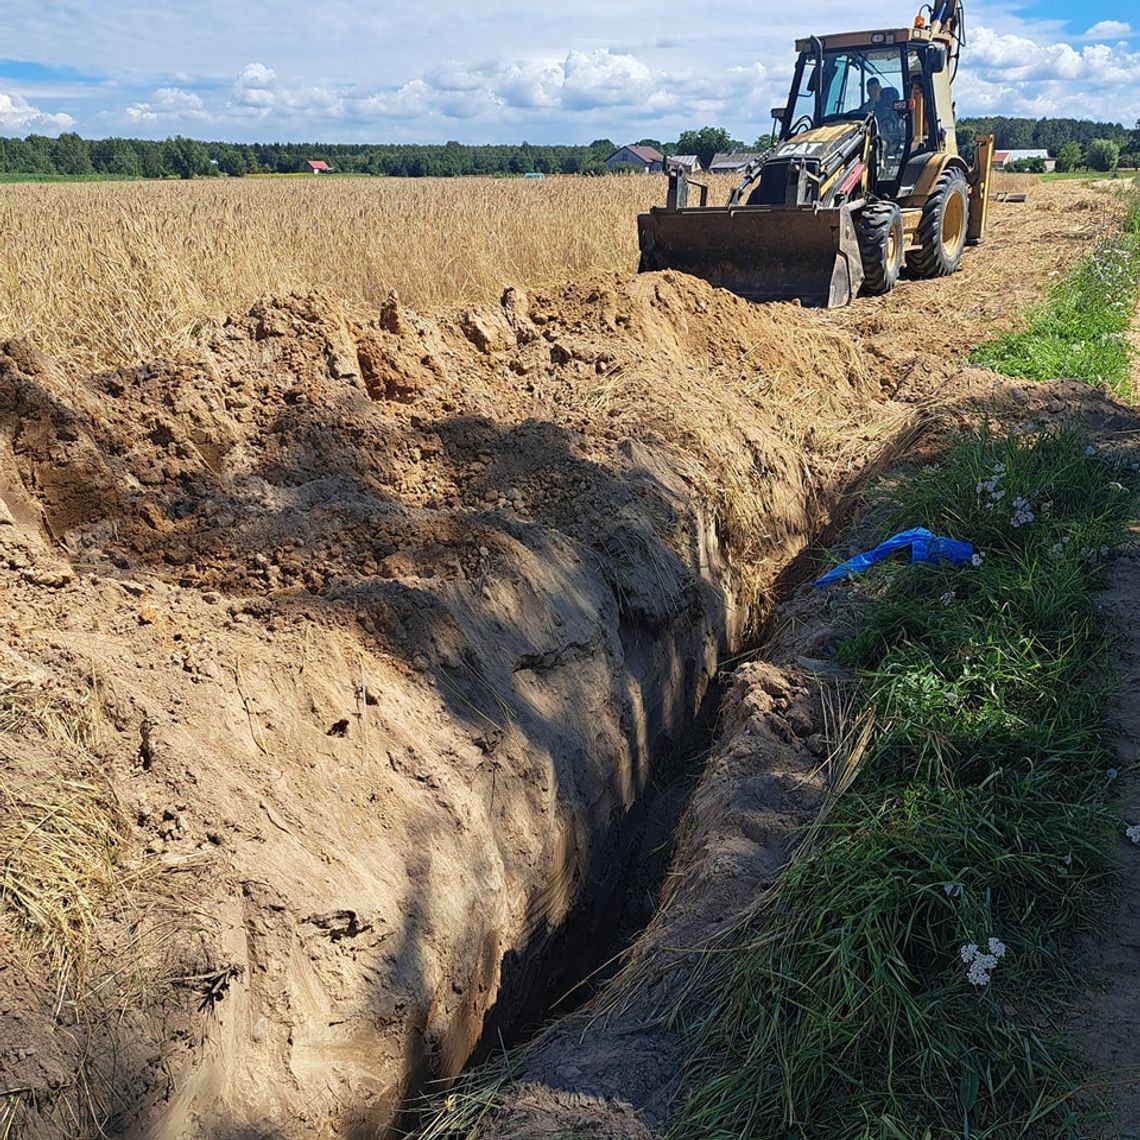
[637,0,993,306]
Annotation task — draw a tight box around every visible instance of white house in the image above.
[992,149,1055,172]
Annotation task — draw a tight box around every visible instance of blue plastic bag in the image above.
[814,527,974,589]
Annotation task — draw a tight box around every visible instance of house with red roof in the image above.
[305,160,331,174]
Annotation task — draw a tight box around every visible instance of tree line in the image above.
[0,116,1136,180]
[0,134,626,178]
[956,116,1139,170]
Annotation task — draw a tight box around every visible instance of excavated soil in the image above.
[0,178,1127,1140]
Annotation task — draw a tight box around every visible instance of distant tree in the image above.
[588,138,616,157]
[163,135,210,179]
[210,143,247,177]
[635,137,663,152]
[1005,156,1045,173]
[676,126,734,170]
[91,137,142,177]
[751,134,776,152]
[2,135,53,174]
[609,162,641,175]
[1054,141,1083,172]
[139,143,167,178]
[1086,138,1120,172]
[51,132,92,175]
[22,135,56,175]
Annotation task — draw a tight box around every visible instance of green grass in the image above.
[669,427,1140,1140]
[970,190,1140,398]
[1036,170,1133,182]
[0,172,144,183]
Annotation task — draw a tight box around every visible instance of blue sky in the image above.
[0,1,1136,144]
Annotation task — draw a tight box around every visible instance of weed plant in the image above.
[970,192,1140,397]
[670,428,1140,1139]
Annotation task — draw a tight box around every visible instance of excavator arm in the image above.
[928,0,962,35]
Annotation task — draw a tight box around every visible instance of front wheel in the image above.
[907,168,970,278]
[857,201,904,295]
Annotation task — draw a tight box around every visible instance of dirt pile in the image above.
[0,270,898,1139]
[0,180,1115,1139]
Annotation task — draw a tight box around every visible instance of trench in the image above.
[402,473,887,1131]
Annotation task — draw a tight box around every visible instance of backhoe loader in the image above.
[637,0,993,306]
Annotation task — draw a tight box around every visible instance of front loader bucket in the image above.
[637,204,864,308]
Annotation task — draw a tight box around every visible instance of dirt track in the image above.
[0,179,1128,1139]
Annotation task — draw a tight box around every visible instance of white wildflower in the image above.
[967,953,998,986]
[971,552,985,567]
[1127,824,1140,845]
[1108,768,1119,780]
[961,937,1007,987]
[1063,851,1073,866]
[940,590,956,607]
[944,882,963,897]
[1009,496,1035,528]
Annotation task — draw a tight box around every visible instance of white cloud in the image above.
[232,62,277,113]
[340,47,768,128]
[956,24,1140,122]
[1085,21,1132,40]
[356,80,432,121]
[561,49,658,110]
[424,62,488,94]
[954,25,1140,120]
[0,89,74,133]
[126,86,209,124]
[2,1,1139,142]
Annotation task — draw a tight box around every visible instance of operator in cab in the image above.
[860,77,902,144]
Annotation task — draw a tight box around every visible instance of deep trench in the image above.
[454,503,864,1076]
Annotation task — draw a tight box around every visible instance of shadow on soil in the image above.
[19,358,1138,1139]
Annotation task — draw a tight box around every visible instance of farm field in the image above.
[0,171,1040,373]
[1,173,1139,1140]
[0,174,738,372]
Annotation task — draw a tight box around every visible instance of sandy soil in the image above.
[0,177,1129,1140]
[1067,514,1140,1136]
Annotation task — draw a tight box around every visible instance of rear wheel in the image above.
[907,167,970,278]
[857,202,905,296]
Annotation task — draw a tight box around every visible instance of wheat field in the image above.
[1,174,740,372]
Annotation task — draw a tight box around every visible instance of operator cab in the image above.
[780,35,948,193]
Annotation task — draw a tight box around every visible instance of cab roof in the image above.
[794,27,938,51]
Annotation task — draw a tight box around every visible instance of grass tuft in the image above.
[669,427,1139,1139]
[970,190,1140,398]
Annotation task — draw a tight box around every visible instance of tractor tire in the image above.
[907,167,970,278]
[857,201,905,296]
